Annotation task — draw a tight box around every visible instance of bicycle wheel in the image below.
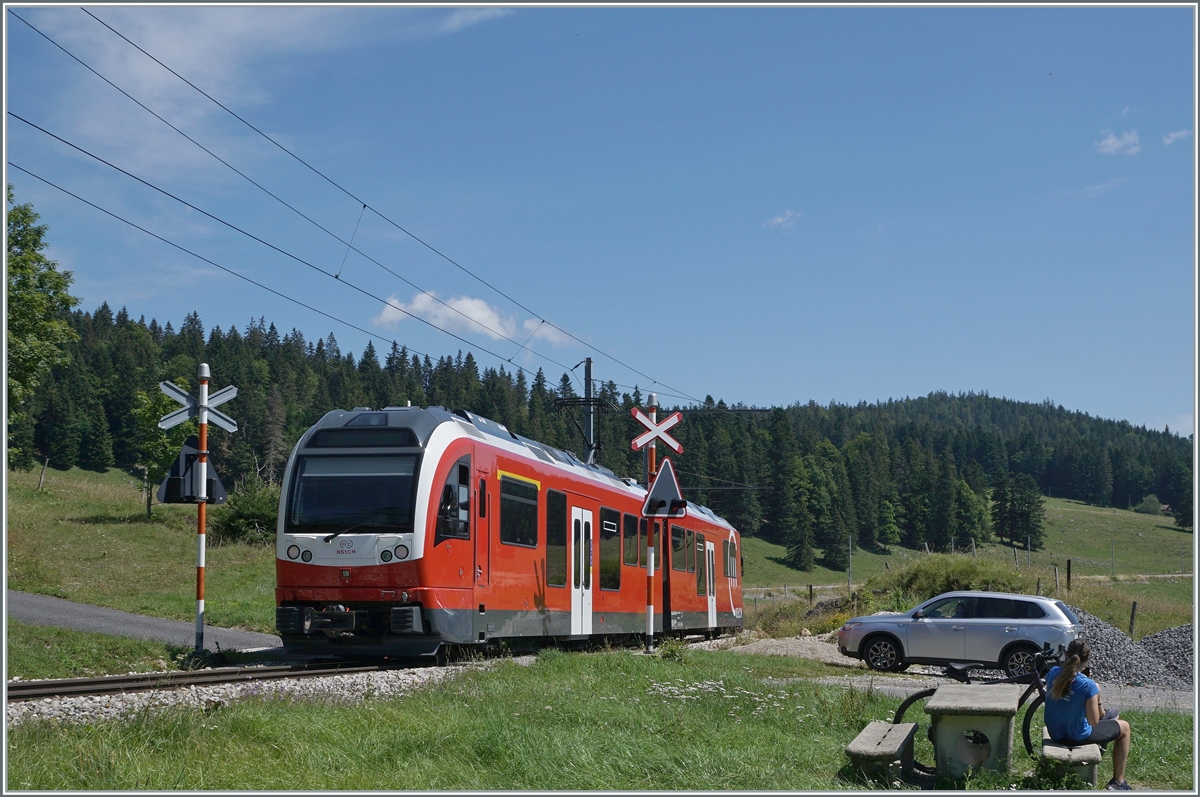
[1021,694,1045,757]
[893,687,939,774]
[893,687,937,724]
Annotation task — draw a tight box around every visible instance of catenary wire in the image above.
[8,111,577,376]
[6,9,554,364]
[7,162,437,365]
[78,6,706,406]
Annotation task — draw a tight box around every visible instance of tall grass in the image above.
[6,467,276,632]
[6,650,1192,791]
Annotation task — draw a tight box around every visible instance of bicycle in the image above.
[891,643,1065,772]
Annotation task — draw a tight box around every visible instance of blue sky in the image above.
[4,6,1195,435]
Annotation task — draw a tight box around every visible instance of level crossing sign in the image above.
[630,407,683,454]
[159,381,238,432]
[642,457,687,518]
[157,436,228,504]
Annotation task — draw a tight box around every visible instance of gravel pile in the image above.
[6,664,470,729]
[1069,606,1190,690]
[1138,624,1194,687]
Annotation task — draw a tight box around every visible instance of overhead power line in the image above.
[9,111,581,377]
[6,8,556,365]
[77,6,705,406]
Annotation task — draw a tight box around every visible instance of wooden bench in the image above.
[1041,728,1103,786]
[845,721,918,782]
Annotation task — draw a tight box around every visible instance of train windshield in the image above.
[287,455,420,534]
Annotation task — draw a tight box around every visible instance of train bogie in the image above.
[275,406,743,656]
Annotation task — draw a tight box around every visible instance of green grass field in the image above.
[6,648,1192,791]
[6,466,276,633]
[740,497,1193,590]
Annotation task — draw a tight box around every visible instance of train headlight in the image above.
[395,544,410,560]
[380,549,393,562]
[287,545,300,560]
[301,550,313,562]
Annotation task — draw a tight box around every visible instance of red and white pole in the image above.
[645,392,658,652]
[195,363,210,653]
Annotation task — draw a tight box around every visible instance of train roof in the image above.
[299,405,735,532]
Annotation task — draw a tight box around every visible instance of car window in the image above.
[922,597,973,619]
[1054,601,1079,623]
[974,597,1015,619]
[1013,600,1046,619]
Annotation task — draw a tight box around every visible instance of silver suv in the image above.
[837,591,1083,676]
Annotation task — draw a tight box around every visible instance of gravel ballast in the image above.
[1067,607,1191,691]
[1137,623,1194,687]
[6,665,470,729]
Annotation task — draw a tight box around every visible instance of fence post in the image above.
[972,537,976,558]
[924,542,930,554]
[784,584,788,599]
[1067,559,1072,591]
[1112,539,1115,579]
[1014,546,1019,571]
[1129,601,1138,637]
[1054,566,1060,592]
[1036,578,1041,596]
[884,561,890,572]
[809,584,813,605]
[38,456,49,490]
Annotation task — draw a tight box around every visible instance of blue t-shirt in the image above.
[1043,665,1101,742]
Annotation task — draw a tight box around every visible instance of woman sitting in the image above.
[1044,639,1133,790]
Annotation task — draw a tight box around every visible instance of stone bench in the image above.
[845,721,918,782]
[1041,727,1103,786]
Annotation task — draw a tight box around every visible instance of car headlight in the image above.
[841,622,862,632]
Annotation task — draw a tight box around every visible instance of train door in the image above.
[570,506,593,635]
[705,541,717,629]
[473,459,489,592]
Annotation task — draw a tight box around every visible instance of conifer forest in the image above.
[10,303,1193,571]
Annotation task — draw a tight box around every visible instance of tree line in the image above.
[8,187,1195,569]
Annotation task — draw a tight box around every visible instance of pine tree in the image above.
[990,471,1012,545]
[781,456,815,570]
[1010,473,1047,550]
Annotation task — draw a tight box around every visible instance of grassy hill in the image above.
[740,496,1192,588]
[6,466,276,633]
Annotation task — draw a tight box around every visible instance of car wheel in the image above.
[1002,644,1039,677]
[864,635,904,672]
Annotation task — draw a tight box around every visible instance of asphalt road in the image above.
[6,590,281,652]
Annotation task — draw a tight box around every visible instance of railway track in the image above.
[6,661,392,702]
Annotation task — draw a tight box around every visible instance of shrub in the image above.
[209,472,280,545]
[1134,493,1163,515]
[864,554,1034,605]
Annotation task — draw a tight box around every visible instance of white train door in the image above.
[571,506,593,635]
[706,541,717,629]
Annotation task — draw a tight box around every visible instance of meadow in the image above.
[5,648,1193,791]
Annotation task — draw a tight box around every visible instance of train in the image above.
[274,405,744,656]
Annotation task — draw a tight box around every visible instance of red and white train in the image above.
[275,405,744,656]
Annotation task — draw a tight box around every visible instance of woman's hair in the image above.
[1050,639,1091,700]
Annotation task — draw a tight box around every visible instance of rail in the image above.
[5,662,391,702]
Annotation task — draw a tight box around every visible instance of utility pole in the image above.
[584,357,595,465]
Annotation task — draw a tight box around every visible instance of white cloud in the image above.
[1058,178,1129,200]
[522,318,572,347]
[764,209,801,230]
[1094,129,1141,155]
[373,291,516,340]
[1163,129,1193,146]
[372,291,571,349]
[442,8,514,33]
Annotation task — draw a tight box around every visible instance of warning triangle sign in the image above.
[642,457,687,517]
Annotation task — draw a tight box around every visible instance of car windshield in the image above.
[1054,601,1081,624]
[287,455,419,534]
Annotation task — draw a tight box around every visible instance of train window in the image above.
[308,428,417,448]
[696,533,707,595]
[722,540,730,577]
[599,508,620,591]
[546,490,567,587]
[623,513,639,566]
[288,454,419,535]
[686,530,695,573]
[640,519,649,569]
[499,475,538,548]
[478,479,487,519]
[671,526,686,571]
[435,458,471,544]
